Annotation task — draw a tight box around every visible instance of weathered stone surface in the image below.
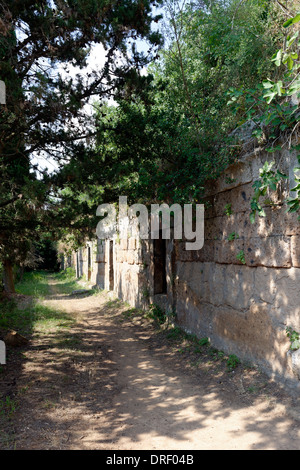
[215,238,245,265]
[203,195,217,219]
[205,151,254,196]
[287,349,300,381]
[71,289,91,295]
[291,236,300,267]
[177,262,213,305]
[128,237,136,250]
[222,264,255,310]
[238,207,300,239]
[216,215,238,240]
[236,207,291,240]
[214,190,232,217]
[213,303,271,358]
[120,238,128,250]
[127,250,135,265]
[254,266,279,305]
[198,240,215,263]
[271,267,300,318]
[244,236,291,268]
[250,150,265,180]
[283,211,300,236]
[205,217,223,240]
[175,241,197,262]
[96,252,105,263]
[230,183,253,214]
[71,147,300,390]
[230,119,257,143]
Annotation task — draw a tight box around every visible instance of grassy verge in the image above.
[51,268,82,295]
[0,298,74,336]
[121,303,247,375]
[0,269,82,449]
[0,270,77,337]
[51,267,101,296]
[119,302,278,401]
[15,271,52,298]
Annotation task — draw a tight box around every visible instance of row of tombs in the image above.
[62,146,300,392]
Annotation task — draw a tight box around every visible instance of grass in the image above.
[51,268,102,296]
[53,267,76,281]
[0,268,84,449]
[0,270,76,337]
[0,396,19,418]
[51,268,82,295]
[226,354,241,371]
[55,333,83,350]
[0,297,74,336]
[15,271,52,298]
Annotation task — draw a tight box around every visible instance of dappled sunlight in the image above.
[2,273,300,450]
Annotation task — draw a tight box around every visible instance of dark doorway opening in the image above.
[153,233,167,295]
[109,240,114,291]
[76,252,80,278]
[88,246,91,281]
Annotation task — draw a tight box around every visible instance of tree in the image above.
[84,0,284,207]
[0,0,163,292]
[227,1,300,222]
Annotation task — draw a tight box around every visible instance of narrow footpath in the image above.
[5,277,300,450]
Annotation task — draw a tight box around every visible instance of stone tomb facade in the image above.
[70,146,300,391]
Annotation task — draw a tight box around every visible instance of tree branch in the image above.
[0,194,22,208]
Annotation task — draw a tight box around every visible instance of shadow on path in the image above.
[2,277,300,450]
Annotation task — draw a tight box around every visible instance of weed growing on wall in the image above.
[286,326,300,351]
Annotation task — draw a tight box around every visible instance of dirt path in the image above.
[4,278,300,450]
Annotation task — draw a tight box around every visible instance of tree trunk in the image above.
[3,260,16,293]
[18,266,24,283]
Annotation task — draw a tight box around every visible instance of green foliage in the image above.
[166,326,183,339]
[0,271,76,337]
[250,160,288,223]
[198,337,210,347]
[142,288,150,300]
[34,238,59,271]
[225,176,237,184]
[228,4,300,222]
[0,296,74,336]
[0,396,18,419]
[1,0,294,279]
[236,249,246,264]
[0,0,163,291]
[15,271,52,298]
[286,326,300,351]
[226,354,240,370]
[148,303,166,325]
[286,150,300,218]
[224,203,233,216]
[51,268,85,295]
[92,0,279,206]
[54,267,77,281]
[227,232,239,241]
[227,5,299,132]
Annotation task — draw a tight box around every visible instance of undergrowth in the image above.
[121,303,244,374]
[0,271,76,336]
[0,297,74,336]
[15,271,52,298]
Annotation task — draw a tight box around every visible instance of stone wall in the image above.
[69,146,300,391]
[173,146,300,391]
